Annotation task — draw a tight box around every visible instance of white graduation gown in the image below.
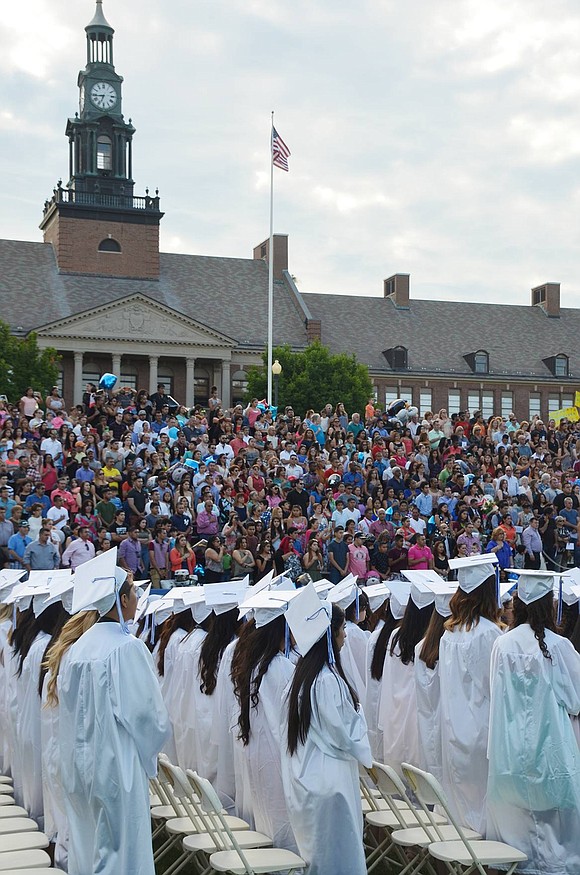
[214,638,237,812]
[59,621,170,875]
[245,653,297,852]
[41,671,69,870]
[364,627,384,760]
[378,630,419,776]
[414,640,443,781]
[487,625,580,874]
[439,617,502,834]
[281,665,372,875]
[15,631,50,828]
[6,646,23,804]
[158,627,188,763]
[344,621,368,695]
[0,618,12,775]
[341,624,366,702]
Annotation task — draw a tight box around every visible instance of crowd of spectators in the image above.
[1,380,580,586]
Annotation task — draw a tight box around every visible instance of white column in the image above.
[221,360,231,410]
[73,351,83,406]
[111,353,121,378]
[185,357,196,408]
[148,355,159,395]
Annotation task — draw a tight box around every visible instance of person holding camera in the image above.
[204,534,226,582]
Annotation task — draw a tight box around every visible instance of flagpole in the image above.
[267,110,274,407]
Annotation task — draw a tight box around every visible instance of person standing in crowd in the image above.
[487,571,580,875]
[440,554,504,834]
[59,554,170,875]
[522,516,543,569]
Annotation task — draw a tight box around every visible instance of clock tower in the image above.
[40,0,163,280]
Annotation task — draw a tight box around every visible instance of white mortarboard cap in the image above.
[8,572,53,616]
[361,582,390,613]
[180,586,212,624]
[270,573,296,592]
[560,570,580,605]
[508,570,558,605]
[403,572,457,616]
[243,588,302,628]
[285,582,332,656]
[386,581,411,620]
[204,577,250,615]
[313,579,334,598]
[133,583,152,625]
[71,549,127,615]
[144,595,182,626]
[326,573,358,611]
[252,569,275,595]
[39,570,75,613]
[448,553,498,593]
[0,569,26,602]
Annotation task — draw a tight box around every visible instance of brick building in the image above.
[0,2,577,421]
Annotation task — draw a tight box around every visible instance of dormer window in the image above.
[543,353,569,377]
[382,346,408,370]
[98,238,121,252]
[464,350,489,374]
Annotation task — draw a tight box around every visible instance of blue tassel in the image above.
[150,612,157,645]
[12,602,17,629]
[355,588,360,621]
[557,576,563,625]
[326,626,335,666]
[495,565,501,609]
[284,621,291,658]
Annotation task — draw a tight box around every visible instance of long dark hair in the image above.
[156,610,195,677]
[232,614,286,745]
[199,608,243,695]
[287,604,356,755]
[418,610,447,670]
[445,576,502,633]
[557,602,578,640]
[11,602,67,680]
[389,599,434,665]
[512,591,555,661]
[370,603,401,680]
[570,614,580,654]
[38,604,70,697]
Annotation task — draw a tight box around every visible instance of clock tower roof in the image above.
[86,0,114,34]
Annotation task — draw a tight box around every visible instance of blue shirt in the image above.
[23,493,51,517]
[414,492,433,516]
[8,533,31,568]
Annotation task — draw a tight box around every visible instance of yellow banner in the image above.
[575,391,580,408]
[552,406,579,424]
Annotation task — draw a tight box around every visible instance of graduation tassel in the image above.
[115,588,131,635]
[495,564,501,609]
[150,612,157,645]
[557,575,563,626]
[284,620,291,659]
[355,588,360,621]
[326,626,335,666]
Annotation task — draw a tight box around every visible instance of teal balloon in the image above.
[99,373,118,391]
[168,427,178,439]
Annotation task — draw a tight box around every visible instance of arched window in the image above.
[98,238,121,252]
[554,354,569,377]
[474,350,489,374]
[97,135,112,170]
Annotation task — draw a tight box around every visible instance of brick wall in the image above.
[43,214,160,279]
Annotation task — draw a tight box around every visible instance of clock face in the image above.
[90,82,117,110]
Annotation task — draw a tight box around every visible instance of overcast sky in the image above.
[1,0,580,307]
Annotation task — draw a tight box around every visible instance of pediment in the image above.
[35,294,236,347]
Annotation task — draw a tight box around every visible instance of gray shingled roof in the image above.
[0,239,308,349]
[303,291,577,380]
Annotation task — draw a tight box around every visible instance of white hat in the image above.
[560,570,580,606]
[180,587,212,624]
[361,582,390,613]
[313,578,334,597]
[386,581,411,620]
[326,573,359,611]
[269,573,296,592]
[40,570,75,613]
[252,569,275,595]
[6,572,53,616]
[448,553,498,593]
[133,583,152,625]
[71,549,127,615]
[285,582,333,657]
[510,570,560,605]
[401,570,440,609]
[204,577,250,615]
[410,575,458,617]
[143,594,186,626]
[241,588,302,628]
[0,569,26,603]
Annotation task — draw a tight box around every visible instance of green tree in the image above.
[0,321,60,403]
[245,341,373,417]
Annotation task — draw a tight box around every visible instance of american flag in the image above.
[272,127,291,171]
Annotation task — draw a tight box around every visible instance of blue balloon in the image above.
[270,406,278,420]
[184,459,199,470]
[194,564,205,578]
[168,427,178,439]
[257,403,267,413]
[99,373,118,391]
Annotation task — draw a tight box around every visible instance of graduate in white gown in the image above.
[378,579,435,775]
[231,594,297,852]
[487,571,580,875]
[0,604,13,776]
[282,583,372,875]
[153,602,195,763]
[59,553,170,875]
[439,554,504,834]
[414,585,455,782]
[364,585,408,761]
[326,574,366,700]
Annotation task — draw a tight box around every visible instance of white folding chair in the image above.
[0,798,16,808]
[0,849,53,871]
[402,763,527,875]
[0,822,40,838]
[159,760,265,875]
[189,770,306,875]
[0,834,50,857]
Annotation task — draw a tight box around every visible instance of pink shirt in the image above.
[407,544,432,570]
[348,544,369,579]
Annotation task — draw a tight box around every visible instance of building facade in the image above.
[1,1,578,421]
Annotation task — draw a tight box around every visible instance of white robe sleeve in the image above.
[311,668,372,767]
